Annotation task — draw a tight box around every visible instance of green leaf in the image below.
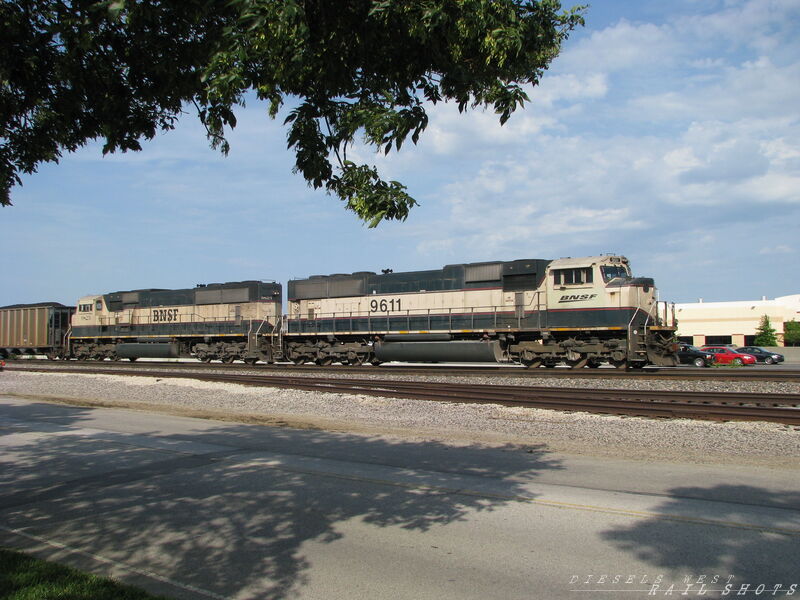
[0,0,586,220]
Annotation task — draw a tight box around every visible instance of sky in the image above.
[3,0,799,307]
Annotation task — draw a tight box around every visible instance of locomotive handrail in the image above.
[654,300,676,328]
[284,303,524,334]
[100,308,266,327]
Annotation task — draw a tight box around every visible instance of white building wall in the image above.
[675,294,800,346]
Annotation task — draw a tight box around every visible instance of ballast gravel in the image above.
[1,369,798,468]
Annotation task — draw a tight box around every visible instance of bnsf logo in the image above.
[559,294,597,303]
[152,308,180,322]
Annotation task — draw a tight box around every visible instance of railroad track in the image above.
[6,365,800,425]
[4,359,800,382]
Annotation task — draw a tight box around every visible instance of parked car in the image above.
[677,344,715,367]
[735,346,785,365]
[700,346,757,366]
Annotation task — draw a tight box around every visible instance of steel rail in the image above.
[7,365,800,425]
[5,360,800,382]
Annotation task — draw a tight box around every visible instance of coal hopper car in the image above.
[0,303,75,360]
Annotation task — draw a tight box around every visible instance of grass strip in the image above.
[0,547,171,600]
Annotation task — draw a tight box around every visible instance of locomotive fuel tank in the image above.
[374,338,504,363]
[115,341,180,359]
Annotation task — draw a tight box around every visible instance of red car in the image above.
[700,346,757,366]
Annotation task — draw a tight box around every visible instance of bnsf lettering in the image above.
[152,309,180,322]
[559,294,598,303]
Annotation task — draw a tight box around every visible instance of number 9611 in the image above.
[369,298,401,312]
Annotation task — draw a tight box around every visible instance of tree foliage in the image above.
[784,320,800,347]
[1,0,585,226]
[754,314,778,347]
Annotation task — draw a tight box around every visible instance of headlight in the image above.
[772,354,780,359]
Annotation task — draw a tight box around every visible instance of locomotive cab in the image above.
[73,296,105,328]
[524,255,676,368]
[545,255,657,328]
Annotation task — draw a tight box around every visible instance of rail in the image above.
[9,364,799,425]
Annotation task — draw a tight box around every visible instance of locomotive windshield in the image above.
[601,265,629,282]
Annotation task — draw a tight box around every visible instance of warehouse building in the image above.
[675,294,800,347]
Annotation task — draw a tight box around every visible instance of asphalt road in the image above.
[1,396,799,600]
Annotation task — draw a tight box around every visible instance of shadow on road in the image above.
[600,485,800,592]
[0,400,563,598]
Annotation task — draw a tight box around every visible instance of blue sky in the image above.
[3,0,799,306]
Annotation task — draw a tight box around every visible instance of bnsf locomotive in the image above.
[0,254,677,368]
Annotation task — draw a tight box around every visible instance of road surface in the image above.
[1,396,798,599]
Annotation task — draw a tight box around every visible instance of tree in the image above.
[784,320,800,347]
[754,315,778,347]
[1,0,584,226]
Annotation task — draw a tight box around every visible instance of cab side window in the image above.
[553,268,593,286]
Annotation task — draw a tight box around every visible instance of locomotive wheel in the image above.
[348,355,366,366]
[611,359,627,370]
[566,357,589,369]
[221,356,236,364]
[243,357,258,366]
[316,357,333,366]
[370,359,382,367]
[128,357,137,362]
[520,357,542,368]
[291,356,306,366]
[587,359,601,368]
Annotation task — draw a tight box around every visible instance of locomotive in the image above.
[0,254,678,368]
[69,280,282,363]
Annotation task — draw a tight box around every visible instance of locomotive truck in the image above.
[0,254,677,368]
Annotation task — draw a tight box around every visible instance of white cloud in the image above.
[630,57,800,123]
[534,73,609,107]
[558,19,682,74]
[675,0,800,55]
[759,245,793,255]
